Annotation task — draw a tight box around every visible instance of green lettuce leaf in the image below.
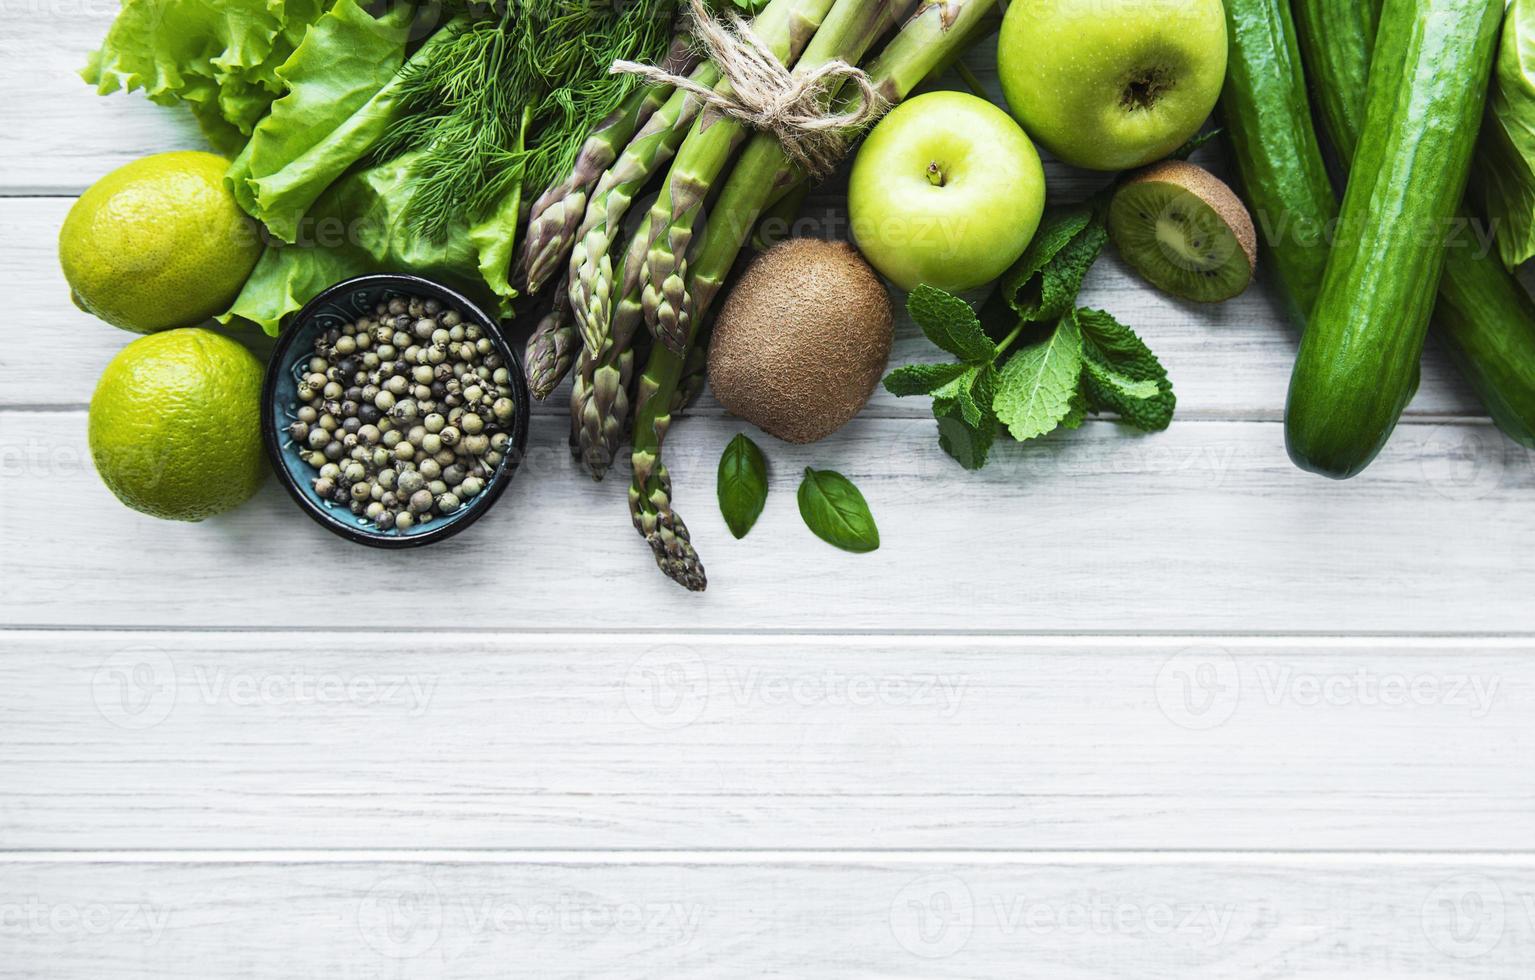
[226,8,464,244]
[1480,0,1535,268]
[221,149,520,334]
[83,0,331,151]
[225,0,414,241]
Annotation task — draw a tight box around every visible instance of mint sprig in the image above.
[883,198,1176,469]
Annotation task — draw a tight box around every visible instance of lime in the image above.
[60,151,262,334]
[89,328,268,522]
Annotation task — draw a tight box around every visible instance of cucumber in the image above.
[1217,0,1336,322]
[1294,0,1535,449]
[1285,0,1504,478]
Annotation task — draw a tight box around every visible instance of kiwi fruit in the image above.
[1108,160,1258,303]
[708,238,892,444]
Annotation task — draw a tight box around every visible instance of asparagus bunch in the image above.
[516,0,997,589]
[640,0,917,352]
[630,0,999,590]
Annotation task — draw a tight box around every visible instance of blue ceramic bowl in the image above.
[260,274,530,548]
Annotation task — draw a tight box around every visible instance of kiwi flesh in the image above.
[707,238,892,445]
[1108,160,1257,303]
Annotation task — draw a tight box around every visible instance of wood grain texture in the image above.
[3,857,1533,977]
[3,410,1531,632]
[3,631,1531,851]
[5,8,1535,979]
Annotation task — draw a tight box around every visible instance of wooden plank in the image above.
[2,630,1531,851]
[0,10,205,194]
[2,857,1532,976]
[2,410,1531,632]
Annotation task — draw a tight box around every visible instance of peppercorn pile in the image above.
[286,294,517,533]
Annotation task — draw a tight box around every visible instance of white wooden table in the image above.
[4,9,1535,978]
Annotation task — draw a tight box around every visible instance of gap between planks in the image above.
[6,627,1535,641]
[5,850,1535,865]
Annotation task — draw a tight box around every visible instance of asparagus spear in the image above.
[565,0,847,473]
[524,280,577,400]
[518,38,701,294]
[566,66,721,357]
[637,0,862,353]
[569,0,840,361]
[630,0,999,591]
[572,217,654,478]
[519,85,670,296]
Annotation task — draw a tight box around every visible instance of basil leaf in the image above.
[797,467,879,554]
[717,434,769,539]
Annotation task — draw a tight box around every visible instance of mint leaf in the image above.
[797,468,879,553]
[717,434,768,539]
[955,365,992,427]
[1075,308,1176,431]
[1083,358,1160,401]
[1060,381,1089,431]
[993,316,1084,442]
[935,398,995,470]
[884,362,969,397]
[907,285,995,363]
[996,206,1108,323]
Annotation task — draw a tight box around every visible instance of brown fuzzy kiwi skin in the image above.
[707,239,893,445]
[1122,159,1258,280]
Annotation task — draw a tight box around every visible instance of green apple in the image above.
[997,0,1227,172]
[848,91,1046,293]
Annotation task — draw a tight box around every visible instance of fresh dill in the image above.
[376,0,685,241]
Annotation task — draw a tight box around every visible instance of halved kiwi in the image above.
[1107,160,1258,303]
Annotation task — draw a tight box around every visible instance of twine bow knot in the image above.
[610,0,890,180]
